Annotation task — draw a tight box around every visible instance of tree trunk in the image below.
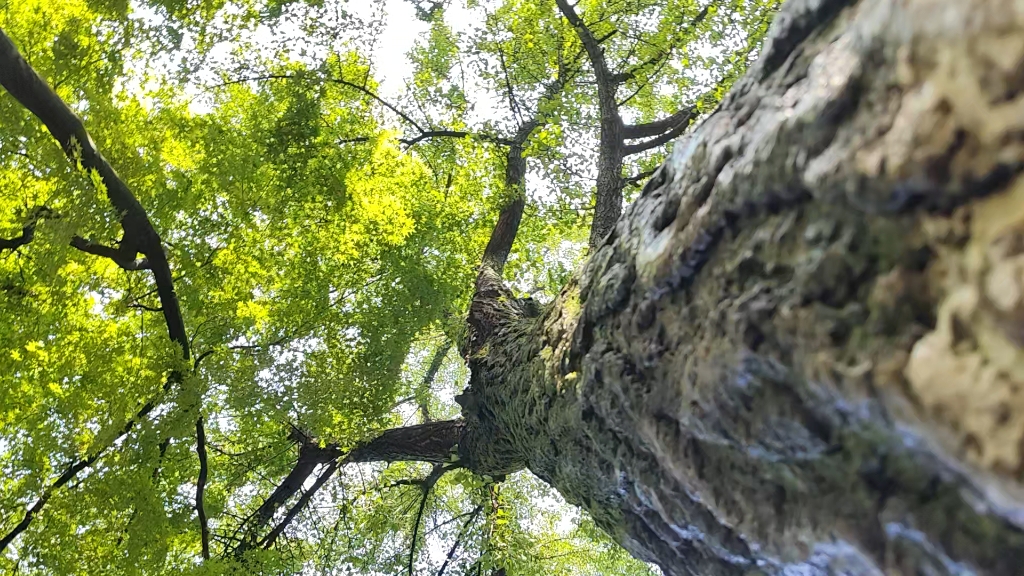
[455,0,1024,573]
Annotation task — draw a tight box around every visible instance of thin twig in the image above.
[210,73,426,134]
[436,505,484,576]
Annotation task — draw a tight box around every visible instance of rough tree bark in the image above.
[453,0,1024,573]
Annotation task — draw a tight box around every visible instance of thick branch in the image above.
[622,107,696,141]
[556,0,619,117]
[610,50,669,85]
[0,225,33,250]
[347,419,463,464]
[479,121,535,275]
[0,28,193,553]
[239,439,341,552]
[70,236,151,270]
[480,194,525,277]
[623,110,694,156]
[555,1,628,249]
[0,28,188,357]
[398,130,514,149]
[624,168,657,188]
[195,417,210,560]
[480,71,572,276]
[231,419,465,554]
[259,458,340,549]
[555,0,612,87]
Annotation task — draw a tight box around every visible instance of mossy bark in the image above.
[456,0,1024,573]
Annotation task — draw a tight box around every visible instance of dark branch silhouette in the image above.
[0,26,194,555]
[70,236,151,270]
[622,107,696,141]
[623,114,694,155]
[234,437,343,554]
[624,167,657,188]
[399,130,514,148]
[435,505,483,576]
[259,457,341,550]
[555,0,711,248]
[0,206,53,251]
[196,417,211,559]
[556,0,626,248]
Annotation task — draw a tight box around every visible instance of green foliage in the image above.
[0,0,778,572]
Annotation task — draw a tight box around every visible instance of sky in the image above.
[352,0,438,99]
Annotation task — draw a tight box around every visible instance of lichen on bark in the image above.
[456,0,1024,573]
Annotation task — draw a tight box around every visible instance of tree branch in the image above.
[556,0,629,250]
[556,0,617,109]
[196,417,211,560]
[623,110,695,156]
[259,457,341,550]
[480,67,575,277]
[408,464,449,576]
[398,130,514,149]
[0,29,188,356]
[0,206,53,251]
[0,28,192,553]
[418,341,452,423]
[0,452,99,551]
[212,73,427,134]
[70,235,151,270]
[609,5,710,85]
[610,49,668,85]
[337,136,371,145]
[480,193,526,277]
[0,387,168,551]
[235,438,342,554]
[0,225,33,251]
[624,167,657,188]
[230,419,465,555]
[496,44,522,124]
[436,505,483,576]
[622,107,696,141]
[347,419,463,464]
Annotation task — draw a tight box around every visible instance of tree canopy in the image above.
[0,0,778,573]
